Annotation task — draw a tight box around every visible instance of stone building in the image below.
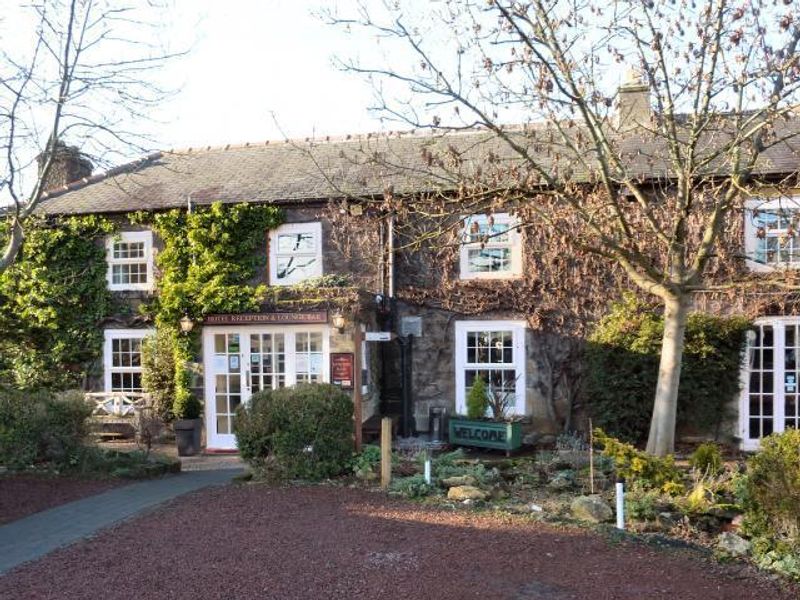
[34,103,800,451]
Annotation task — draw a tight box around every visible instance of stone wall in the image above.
[394,302,582,437]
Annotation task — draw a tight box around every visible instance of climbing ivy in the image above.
[0,215,115,389]
[134,202,284,418]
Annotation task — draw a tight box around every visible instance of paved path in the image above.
[0,469,240,575]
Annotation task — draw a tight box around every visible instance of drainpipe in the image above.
[387,213,395,298]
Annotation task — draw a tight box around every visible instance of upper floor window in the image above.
[269,222,323,285]
[459,213,522,279]
[106,230,154,291]
[745,198,800,270]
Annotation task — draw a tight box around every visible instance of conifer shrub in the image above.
[689,442,723,475]
[235,383,354,480]
[465,376,488,419]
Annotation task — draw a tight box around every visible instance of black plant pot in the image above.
[174,418,202,457]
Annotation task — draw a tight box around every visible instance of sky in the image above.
[144,0,386,150]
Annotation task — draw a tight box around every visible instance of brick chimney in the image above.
[614,68,651,132]
[37,142,93,190]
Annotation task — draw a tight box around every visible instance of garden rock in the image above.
[716,532,751,558]
[548,470,576,491]
[571,495,613,523]
[447,485,488,501]
[441,475,477,488]
[657,512,679,530]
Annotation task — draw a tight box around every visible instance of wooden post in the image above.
[381,417,392,489]
[589,419,595,495]
[353,325,363,453]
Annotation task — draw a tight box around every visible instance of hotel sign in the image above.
[203,311,328,326]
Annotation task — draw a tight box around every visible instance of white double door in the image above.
[203,325,330,450]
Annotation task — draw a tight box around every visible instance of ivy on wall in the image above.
[0,215,115,389]
[133,202,284,418]
[585,293,751,444]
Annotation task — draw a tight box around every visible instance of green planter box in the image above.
[448,418,522,455]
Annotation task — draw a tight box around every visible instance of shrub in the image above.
[625,481,667,521]
[235,383,354,480]
[593,428,683,494]
[689,442,723,475]
[0,387,92,469]
[141,330,177,422]
[586,294,750,443]
[466,376,488,419]
[745,429,800,541]
[389,474,434,499]
[352,444,381,479]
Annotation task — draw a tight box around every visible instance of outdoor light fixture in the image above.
[332,311,346,332]
[179,315,194,334]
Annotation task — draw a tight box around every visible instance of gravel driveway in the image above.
[0,484,794,600]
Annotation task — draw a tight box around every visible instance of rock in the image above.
[657,512,679,529]
[447,485,489,501]
[523,432,556,447]
[716,532,751,558]
[571,495,613,523]
[548,470,576,491]
[440,475,477,488]
[731,514,745,530]
[529,503,544,513]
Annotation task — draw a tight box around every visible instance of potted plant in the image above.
[448,376,523,456]
[172,373,203,457]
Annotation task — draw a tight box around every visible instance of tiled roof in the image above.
[37,121,800,216]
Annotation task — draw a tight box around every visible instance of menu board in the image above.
[330,353,354,389]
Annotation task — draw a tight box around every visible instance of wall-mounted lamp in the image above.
[179,315,195,334]
[331,311,346,333]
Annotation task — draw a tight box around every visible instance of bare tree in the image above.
[0,0,181,272]
[322,1,800,455]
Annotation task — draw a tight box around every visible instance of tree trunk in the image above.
[646,294,690,457]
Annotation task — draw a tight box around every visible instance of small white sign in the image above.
[365,331,393,342]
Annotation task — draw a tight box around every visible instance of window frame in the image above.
[103,328,154,393]
[459,213,523,280]
[268,221,324,286]
[739,316,800,451]
[454,320,527,416]
[744,197,800,272]
[106,230,154,291]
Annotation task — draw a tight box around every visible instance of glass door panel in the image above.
[249,333,286,392]
[213,333,241,438]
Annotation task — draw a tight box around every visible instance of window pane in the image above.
[276,256,318,281]
[277,232,315,253]
[467,248,511,273]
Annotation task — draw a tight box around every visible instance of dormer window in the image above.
[459,213,522,279]
[269,222,323,285]
[745,198,800,270]
[106,231,154,291]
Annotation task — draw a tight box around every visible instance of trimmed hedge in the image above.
[234,383,354,480]
[586,294,750,443]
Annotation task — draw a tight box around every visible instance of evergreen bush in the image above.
[0,387,92,469]
[586,294,750,443]
[235,383,354,480]
[141,329,177,421]
[689,442,723,475]
[465,376,488,419]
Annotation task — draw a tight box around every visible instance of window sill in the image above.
[745,259,800,274]
[459,272,523,281]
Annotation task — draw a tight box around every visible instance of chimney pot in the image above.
[37,142,93,191]
[614,68,651,132]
